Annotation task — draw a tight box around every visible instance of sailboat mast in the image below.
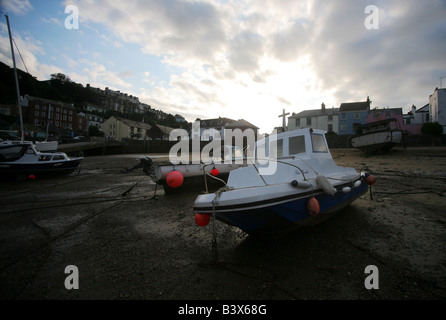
[5,14,24,142]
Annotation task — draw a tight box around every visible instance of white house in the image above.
[429,87,446,131]
[288,103,339,134]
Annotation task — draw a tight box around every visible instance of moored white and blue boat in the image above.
[193,128,374,236]
[0,143,82,178]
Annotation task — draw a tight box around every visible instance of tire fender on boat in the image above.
[316,174,337,195]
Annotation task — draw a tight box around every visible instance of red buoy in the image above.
[195,213,210,227]
[28,174,36,180]
[166,170,184,188]
[211,168,219,177]
[366,175,376,186]
[307,196,320,216]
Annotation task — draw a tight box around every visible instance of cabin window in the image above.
[311,133,328,153]
[277,139,283,157]
[39,155,52,161]
[289,136,305,155]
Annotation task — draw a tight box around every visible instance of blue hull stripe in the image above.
[212,183,368,234]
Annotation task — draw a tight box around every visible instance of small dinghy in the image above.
[193,128,375,236]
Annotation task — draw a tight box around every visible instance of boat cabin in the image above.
[359,118,401,135]
[254,128,330,160]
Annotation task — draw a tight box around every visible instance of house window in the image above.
[35,111,39,116]
[42,112,46,118]
[353,123,361,133]
[341,113,346,120]
[307,117,312,125]
[35,105,39,110]
[328,115,333,121]
[295,118,300,127]
[341,124,347,131]
[354,112,360,120]
[328,124,333,132]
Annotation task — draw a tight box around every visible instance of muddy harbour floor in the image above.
[0,147,445,302]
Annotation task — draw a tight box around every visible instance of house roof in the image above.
[416,104,429,113]
[225,119,259,129]
[151,124,175,134]
[289,108,339,118]
[369,107,402,116]
[339,101,370,112]
[199,117,236,127]
[24,95,75,109]
[113,116,152,130]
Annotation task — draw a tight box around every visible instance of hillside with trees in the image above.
[0,61,189,130]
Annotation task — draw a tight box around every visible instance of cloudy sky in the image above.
[0,0,445,133]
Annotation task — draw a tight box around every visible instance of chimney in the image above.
[321,102,326,112]
[366,96,371,110]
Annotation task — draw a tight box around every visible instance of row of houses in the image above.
[1,94,261,142]
[0,94,184,140]
[103,116,260,142]
[286,87,446,135]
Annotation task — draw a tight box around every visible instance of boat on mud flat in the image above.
[121,145,247,194]
[0,138,59,152]
[193,128,375,236]
[0,143,83,179]
[351,118,405,153]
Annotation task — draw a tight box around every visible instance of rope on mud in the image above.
[210,186,234,264]
[374,176,446,197]
[332,135,353,159]
[0,200,124,273]
[121,176,146,196]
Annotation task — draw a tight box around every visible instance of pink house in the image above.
[367,107,422,134]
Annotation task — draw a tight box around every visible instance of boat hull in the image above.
[194,182,368,236]
[0,158,82,177]
[352,130,403,153]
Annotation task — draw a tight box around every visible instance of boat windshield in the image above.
[311,133,328,153]
[0,145,28,162]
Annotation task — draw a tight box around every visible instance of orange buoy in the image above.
[366,175,376,186]
[195,213,210,227]
[166,170,184,188]
[211,168,219,176]
[307,196,320,216]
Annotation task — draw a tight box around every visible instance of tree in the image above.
[50,73,72,84]
[88,125,104,137]
[421,122,443,136]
